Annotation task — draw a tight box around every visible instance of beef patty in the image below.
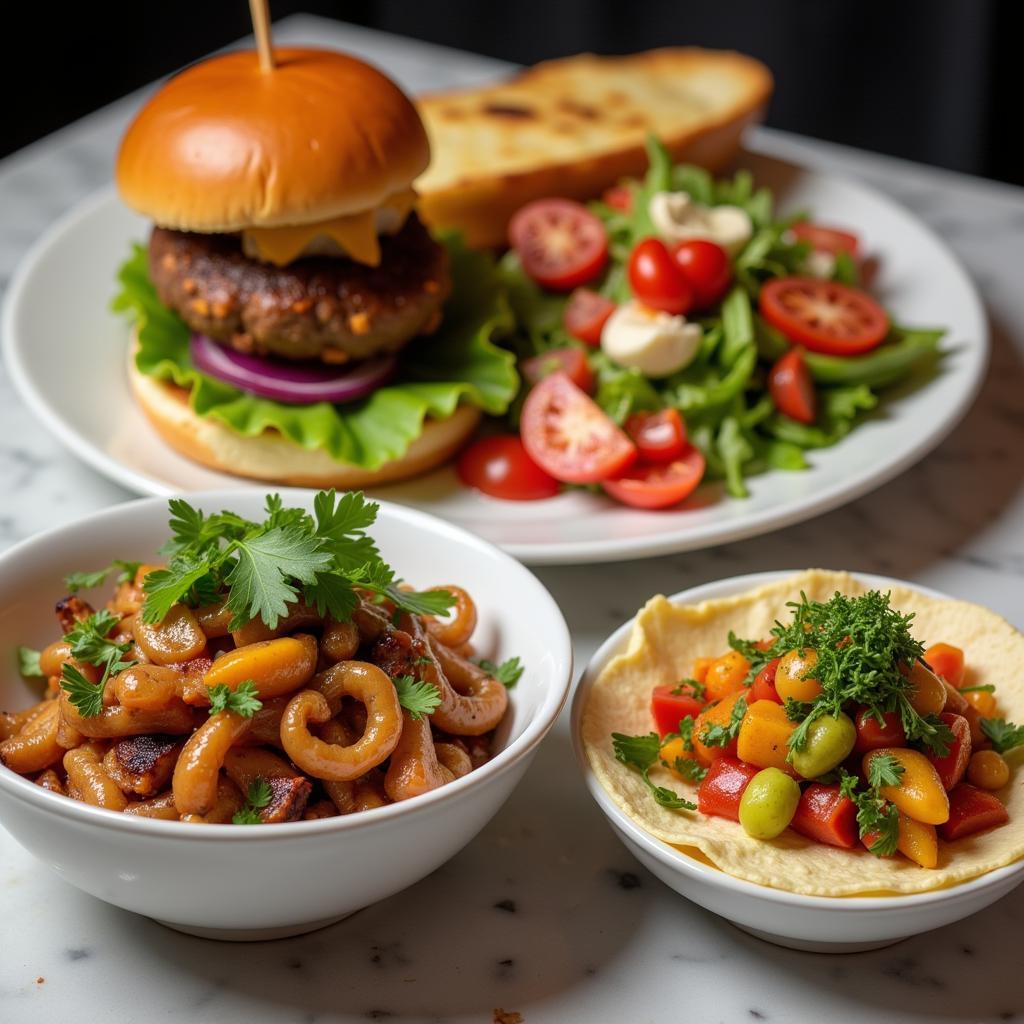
[148,214,451,362]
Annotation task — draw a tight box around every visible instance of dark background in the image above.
[3,0,1020,186]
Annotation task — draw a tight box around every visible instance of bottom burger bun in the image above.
[127,347,481,488]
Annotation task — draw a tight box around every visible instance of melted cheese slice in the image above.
[242,189,418,267]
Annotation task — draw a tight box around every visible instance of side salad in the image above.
[456,137,945,510]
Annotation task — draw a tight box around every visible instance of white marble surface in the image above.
[2,14,1024,1024]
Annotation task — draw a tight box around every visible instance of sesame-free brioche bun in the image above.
[127,341,479,488]
[116,48,430,233]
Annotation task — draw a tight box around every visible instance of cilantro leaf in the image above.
[387,586,456,618]
[479,656,524,688]
[611,731,698,811]
[665,756,708,783]
[17,646,43,679]
[207,681,263,718]
[312,490,380,571]
[60,663,105,718]
[837,767,860,801]
[670,678,706,700]
[225,526,334,630]
[64,611,136,676]
[392,675,442,720]
[981,718,1024,755]
[304,573,359,622]
[141,557,214,624]
[854,791,900,857]
[65,559,141,594]
[867,752,905,789]
[699,696,748,748]
[232,778,274,824]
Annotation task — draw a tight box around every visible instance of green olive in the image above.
[790,712,857,779]
[738,767,801,840]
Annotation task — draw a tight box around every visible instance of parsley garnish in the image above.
[699,696,747,748]
[867,752,905,789]
[58,610,138,717]
[479,656,524,688]
[980,718,1024,755]
[664,755,708,783]
[207,681,262,718]
[853,789,900,857]
[677,715,696,752]
[64,560,141,594]
[17,646,43,679]
[139,491,454,630]
[232,779,273,825]
[611,732,698,810]
[392,675,442,720]
[670,678,706,700]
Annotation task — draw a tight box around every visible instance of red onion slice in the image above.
[189,334,397,405]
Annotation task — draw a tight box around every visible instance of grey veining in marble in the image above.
[2,14,1024,1024]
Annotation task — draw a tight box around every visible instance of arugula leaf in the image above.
[479,656,524,688]
[981,718,1024,755]
[60,663,105,718]
[611,731,697,811]
[207,681,263,718]
[232,778,274,825]
[65,560,141,594]
[699,696,748,748]
[17,646,44,679]
[392,675,442,720]
[867,753,905,789]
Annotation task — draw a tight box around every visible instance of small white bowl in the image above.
[571,570,1024,953]
[0,490,572,940]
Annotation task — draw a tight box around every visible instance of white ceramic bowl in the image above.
[571,571,1024,953]
[0,490,572,941]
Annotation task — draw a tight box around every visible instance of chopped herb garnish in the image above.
[670,678,706,700]
[58,610,138,717]
[60,664,105,718]
[980,718,1024,755]
[64,560,141,594]
[17,646,43,679]
[866,752,905,789]
[479,656,524,688]
[207,681,262,718]
[665,756,708,783]
[853,788,900,857]
[232,778,273,825]
[699,696,747,748]
[392,675,442,720]
[612,731,697,810]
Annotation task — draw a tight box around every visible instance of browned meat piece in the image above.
[108,735,183,796]
[261,775,313,823]
[148,215,450,362]
[55,596,95,634]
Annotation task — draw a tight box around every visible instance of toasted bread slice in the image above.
[416,48,773,248]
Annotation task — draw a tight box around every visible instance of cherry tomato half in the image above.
[853,706,908,754]
[602,446,705,510]
[509,199,609,292]
[790,222,860,259]
[625,408,687,464]
[520,372,637,484]
[759,277,888,356]
[521,347,595,394]
[628,237,693,315]
[651,685,705,738]
[671,239,732,309]
[457,435,560,501]
[750,658,783,704]
[563,288,616,346]
[768,348,816,424]
[602,184,633,213]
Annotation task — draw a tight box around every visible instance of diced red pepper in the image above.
[927,712,972,791]
[651,685,705,739]
[791,783,858,849]
[939,784,1009,841]
[697,755,760,822]
[853,705,907,753]
[749,657,782,704]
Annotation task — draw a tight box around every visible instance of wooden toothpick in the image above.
[249,0,275,72]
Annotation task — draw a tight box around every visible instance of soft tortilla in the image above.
[582,570,1024,896]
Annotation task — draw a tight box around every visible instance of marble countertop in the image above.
[2,15,1024,1024]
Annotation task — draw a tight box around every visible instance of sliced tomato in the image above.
[457,435,560,502]
[624,409,687,464]
[509,199,608,291]
[521,347,595,393]
[671,239,732,309]
[602,184,633,213]
[790,222,860,259]
[750,658,782,704]
[628,237,693,315]
[520,372,636,484]
[759,277,888,356]
[768,348,816,424]
[697,756,760,822]
[853,706,907,753]
[564,288,616,346]
[651,685,705,738]
[602,447,705,510]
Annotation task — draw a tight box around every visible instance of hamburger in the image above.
[113,47,515,486]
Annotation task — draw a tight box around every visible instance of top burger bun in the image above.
[116,48,430,233]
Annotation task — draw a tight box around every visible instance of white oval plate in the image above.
[2,152,987,565]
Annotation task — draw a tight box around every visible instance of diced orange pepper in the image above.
[924,643,965,688]
[659,735,699,779]
[704,651,750,702]
[692,691,746,766]
[895,812,939,868]
[736,699,797,774]
[864,748,950,825]
[692,657,716,685]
